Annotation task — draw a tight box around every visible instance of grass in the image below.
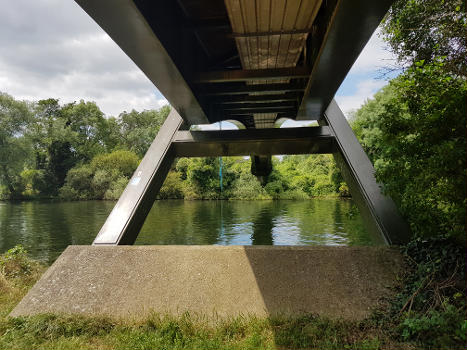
[0,245,463,350]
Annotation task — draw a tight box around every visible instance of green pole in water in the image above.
[219,121,223,194]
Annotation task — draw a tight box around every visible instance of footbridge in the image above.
[12,0,410,320]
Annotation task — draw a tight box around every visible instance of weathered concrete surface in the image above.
[11,246,403,320]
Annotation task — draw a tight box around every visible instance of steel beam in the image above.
[297,0,393,120]
[194,67,311,83]
[323,100,410,245]
[231,29,311,38]
[224,108,296,116]
[200,82,305,96]
[221,102,295,110]
[211,93,300,104]
[75,0,208,125]
[172,127,335,157]
[93,109,184,245]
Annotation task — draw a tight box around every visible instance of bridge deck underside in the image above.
[76,0,393,127]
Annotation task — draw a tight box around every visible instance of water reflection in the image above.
[0,199,383,264]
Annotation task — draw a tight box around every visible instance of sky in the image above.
[0,0,397,124]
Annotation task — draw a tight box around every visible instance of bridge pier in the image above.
[11,245,403,321]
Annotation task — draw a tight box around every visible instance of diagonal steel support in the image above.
[94,102,409,246]
[323,99,411,245]
[93,109,184,245]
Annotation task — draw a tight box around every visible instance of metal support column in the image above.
[323,99,411,245]
[93,109,184,245]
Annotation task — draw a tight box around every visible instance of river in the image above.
[0,199,384,264]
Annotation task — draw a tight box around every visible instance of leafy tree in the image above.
[382,0,466,77]
[118,106,170,157]
[61,100,108,162]
[351,0,467,241]
[0,93,33,198]
[351,60,466,240]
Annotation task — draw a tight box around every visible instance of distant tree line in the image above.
[0,95,348,201]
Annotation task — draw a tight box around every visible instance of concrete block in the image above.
[11,245,403,320]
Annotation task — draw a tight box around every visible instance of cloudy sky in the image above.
[0,0,396,120]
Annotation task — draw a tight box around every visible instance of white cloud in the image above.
[349,29,397,74]
[0,0,165,116]
[156,99,169,108]
[335,79,387,117]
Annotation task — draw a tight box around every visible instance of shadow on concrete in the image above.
[243,245,403,320]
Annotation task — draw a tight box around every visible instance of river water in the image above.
[0,199,383,264]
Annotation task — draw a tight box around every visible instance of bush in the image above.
[0,245,33,278]
[159,171,184,199]
[231,172,269,200]
[59,165,94,200]
[103,176,129,200]
[399,304,466,347]
[90,150,139,177]
[380,237,467,349]
[60,150,140,200]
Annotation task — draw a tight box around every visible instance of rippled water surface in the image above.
[0,199,383,263]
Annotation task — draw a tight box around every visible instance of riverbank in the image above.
[1,242,465,349]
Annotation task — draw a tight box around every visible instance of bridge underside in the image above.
[67,0,410,246]
[10,0,414,321]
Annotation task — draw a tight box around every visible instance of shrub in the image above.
[0,245,32,278]
[90,150,139,177]
[159,171,184,199]
[103,176,129,200]
[59,165,94,200]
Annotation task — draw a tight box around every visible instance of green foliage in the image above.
[60,150,139,201]
[118,106,170,157]
[104,176,129,201]
[59,165,94,200]
[0,245,32,278]
[0,93,33,199]
[229,161,270,200]
[166,155,342,201]
[0,95,171,199]
[90,150,140,178]
[382,0,466,77]
[158,171,185,199]
[400,304,465,347]
[351,60,466,240]
[375,237,467,349]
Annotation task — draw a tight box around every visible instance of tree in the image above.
[118,105,170,157]
[61,100,109,161]
[359,0,467,241]
[351,61,466,240]
[0,93,33,198]
[382,0,466,77]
